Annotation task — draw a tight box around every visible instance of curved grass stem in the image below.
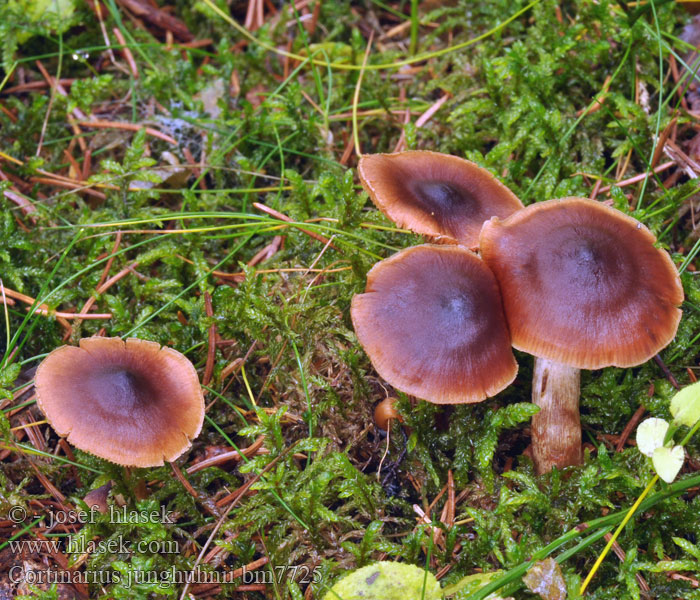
[200,0,540,72]
[579,475,658,594]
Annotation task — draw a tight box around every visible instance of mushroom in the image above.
[35,336,205,467]
[480,197,684,473]
[83,481,112,514]
[374,397,402,431]
[351,244,517,404]
[358,151,523,248]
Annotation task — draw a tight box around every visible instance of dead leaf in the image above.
[523,558,567,600]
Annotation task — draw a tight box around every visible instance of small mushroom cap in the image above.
[83,481,112,514]
[351,245,517,404]
[480,197,684,369]
[358,151,523,248]
[35,337,205,467]
[374,397,402,430]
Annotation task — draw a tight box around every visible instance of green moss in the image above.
[2,0,700,598]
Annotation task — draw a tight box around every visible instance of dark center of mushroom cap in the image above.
[407,179,480,236]
[533,225,631,306]
[432,288,485,349]
[410,180,471,212]
[378,257,495,353]
[438,291,477,329]
[88,367,158,416]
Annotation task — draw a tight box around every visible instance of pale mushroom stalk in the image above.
[531,358,582,474]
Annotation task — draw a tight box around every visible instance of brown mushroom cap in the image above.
[358,151,523,248]
[35,337,204,467]
[351,245,517,404]
[480,197,684,369]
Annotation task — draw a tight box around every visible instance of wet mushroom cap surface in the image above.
[351,245,517,404]
[480,197,684,369]
[35,337,204,467]
[358,151,523,248]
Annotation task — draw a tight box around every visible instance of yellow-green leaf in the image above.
[322,562,441,600]
[652,446,685,483]
[670,381,700,428]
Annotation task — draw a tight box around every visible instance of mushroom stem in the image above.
[531,357,582,474]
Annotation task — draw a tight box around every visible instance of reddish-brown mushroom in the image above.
[480,197,684,473]
[35,336,205,467]
[351,244,517,404]
[358,151,523,248]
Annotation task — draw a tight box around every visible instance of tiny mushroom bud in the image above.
[480,197,684,473]
[35,337,205,468]
[358,151,523,248]
[83,481,112,514]
[374,397,402,431]
[352,245,517,404]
